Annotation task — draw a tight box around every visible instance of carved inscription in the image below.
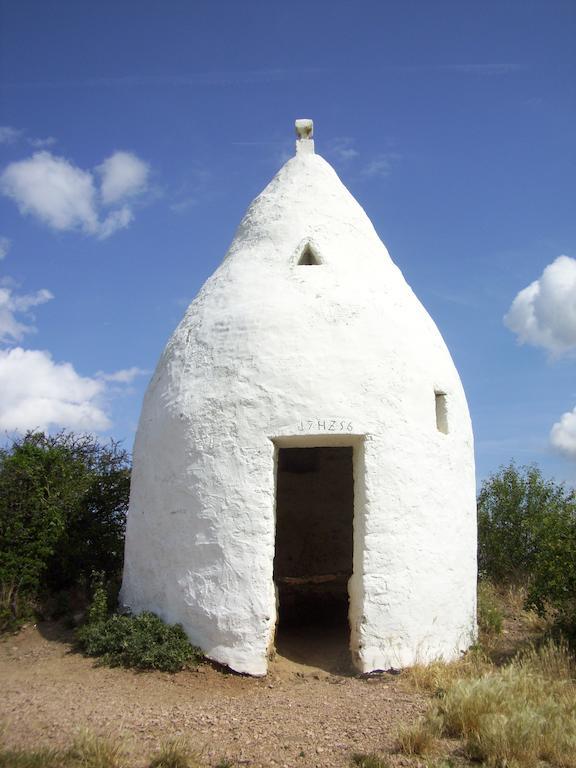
[297,418,353,433]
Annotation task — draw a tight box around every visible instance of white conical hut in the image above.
[121,120,477,676]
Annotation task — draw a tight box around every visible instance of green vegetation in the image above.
[86,571,110,626]
[0,431,129,631]
[3,442,576,766]
[0,429,200,672]
[76,607,202,672]
[478,462,576,637]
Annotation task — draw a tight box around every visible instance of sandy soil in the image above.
[0,621,431,767]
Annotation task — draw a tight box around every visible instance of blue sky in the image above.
[0,0,575,487]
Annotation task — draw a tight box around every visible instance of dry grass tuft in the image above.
[514,636,575,680]
[400,639,576,767]
[477,581,504,636]
[402,647,492,694]
[66,731,125,768]
[503,583,528,614]
[148,739,204,768]
[0,731,125,768]
[435,656,576,767]
[504,583,553,632]
[0,746,65,768]
[396,718,438,756]
[0,729,210,768]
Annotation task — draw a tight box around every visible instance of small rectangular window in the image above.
[435,391,448,434]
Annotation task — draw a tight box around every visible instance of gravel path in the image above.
[0,623,429,767]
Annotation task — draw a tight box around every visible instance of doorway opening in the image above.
[273,446,354,672]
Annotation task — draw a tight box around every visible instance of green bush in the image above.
[478,462,575,582]
[76,611,202,672]
[478,462,576,636]
[528,507,576,638]
[0,431,130,629]
[87,572,110,626]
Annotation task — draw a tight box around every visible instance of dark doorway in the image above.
[274,446,354,671]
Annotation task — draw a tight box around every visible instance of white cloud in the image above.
[326,137,359,163]
[98,206,133,239]
[0,126,22,144]
[0,347,110,432]
[170,196,198,213]
[0,126,56,147]
[0,269,144,433]
[28,136,57,148]
[0,237,10,260]
[97,151,149,205]
[361,152,402,178]
[96,366,148,384]
[504,255,576,356]
[1,150,150,239]
[169,168,211,214]
[1,151,99,234]
[551,407,576,460]
[0,284,53,343]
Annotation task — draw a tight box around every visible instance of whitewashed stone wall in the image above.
[121,128,477,675]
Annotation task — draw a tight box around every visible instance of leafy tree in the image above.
[528,500,576,636]
[0,431,130,629]
[478,462,576,634]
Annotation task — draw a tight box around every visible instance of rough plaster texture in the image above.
[121,129,477,676]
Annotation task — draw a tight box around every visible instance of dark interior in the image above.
[274,446,354,630]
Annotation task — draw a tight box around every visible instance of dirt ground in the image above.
[0,621,433,767]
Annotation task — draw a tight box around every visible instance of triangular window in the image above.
[297,242,322,266]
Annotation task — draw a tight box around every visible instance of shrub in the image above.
[0,431,130,629]
[87,572,110,626]
[478,462,575,582]
[527,509,576,638]
[76,611,202,672]
[478,462,576,636]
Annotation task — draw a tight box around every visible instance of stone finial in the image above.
[295,119,313,139]
[295,119,314,155]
